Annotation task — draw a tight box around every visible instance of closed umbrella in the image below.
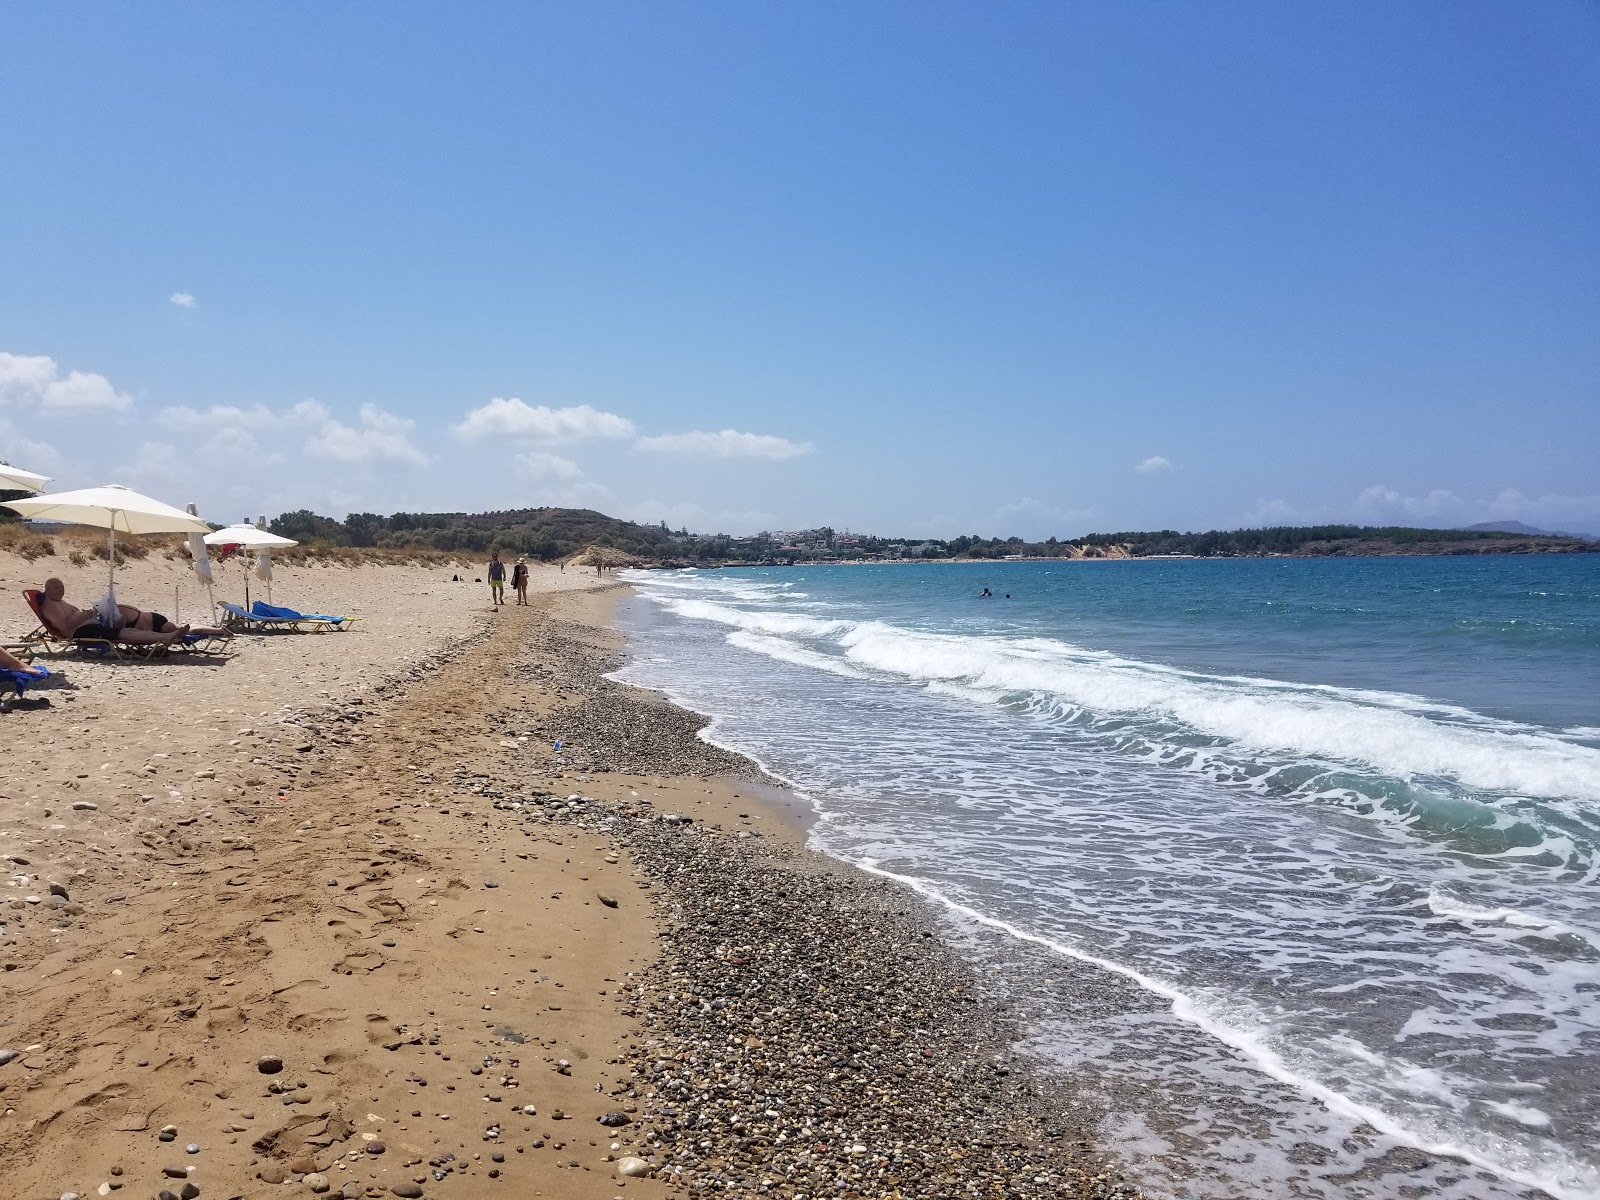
[3,484,210,598]
[203,523,297,610]
[0,463,50,494]
[185,503,215,621]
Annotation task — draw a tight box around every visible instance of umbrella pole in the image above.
[107,525,116,593]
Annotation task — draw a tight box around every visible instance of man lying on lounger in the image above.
[38,578,228,645]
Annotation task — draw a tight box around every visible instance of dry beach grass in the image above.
[0,547,1133,1200]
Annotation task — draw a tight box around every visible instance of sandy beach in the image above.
[0,550,1131,1200]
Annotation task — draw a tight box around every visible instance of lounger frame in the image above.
[219,601,359,633]
[20,590,233,660]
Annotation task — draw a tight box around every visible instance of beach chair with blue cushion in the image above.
[251,601,358,631]
[220,600,357,633]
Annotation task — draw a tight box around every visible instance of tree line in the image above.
[261,508,1595,563]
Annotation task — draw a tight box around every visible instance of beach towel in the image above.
[4,662,49,698]
[251,601,348,623]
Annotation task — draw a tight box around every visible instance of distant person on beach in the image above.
[0,645,46,677]
[487,553,506,605]
[37,578,189,646]
[511,558,530,605]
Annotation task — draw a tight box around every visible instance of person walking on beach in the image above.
[487,552,506,605]
[511,558,530,605]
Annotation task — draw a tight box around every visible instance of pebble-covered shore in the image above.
[505,599,1139,1199]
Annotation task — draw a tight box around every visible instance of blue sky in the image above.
[2,3,1596,537]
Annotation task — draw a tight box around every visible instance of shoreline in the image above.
[531,584,1139,1199]
[0,556,1135,1200]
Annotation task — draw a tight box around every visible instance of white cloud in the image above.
[158,398,424,467]
[453,397,635,442]
[1135,455,1172,474]
[0,351,133,412]
[624,499,780,534]
[116,440,181,483]
[170,292,197,309]
[1351,485,1465,521]
[0,418,61,473]
[305,403,427,467]
[635,429,814,459]
[1242,498,1305,526]
[1243,485,1600,533]
[159,403,279,432]
[515,451,582,481]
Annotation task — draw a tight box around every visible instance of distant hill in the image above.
[269,506,677,560]
[260,508,1600,564]
[1460,521,1597,542]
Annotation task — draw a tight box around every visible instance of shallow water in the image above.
[616,556,1600,1200]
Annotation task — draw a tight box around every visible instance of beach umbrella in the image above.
[185,503,215,620]
[254,515,276,604]
[0,463,50,494]
[203,523,296,609]
[2,483,210,595]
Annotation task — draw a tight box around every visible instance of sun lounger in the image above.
[21,590,231,659]
[220,600,357,632]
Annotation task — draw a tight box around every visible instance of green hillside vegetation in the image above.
[262,508,1599,563]
[268,507,676,560]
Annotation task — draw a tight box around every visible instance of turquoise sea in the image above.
[617,555,1600,1200]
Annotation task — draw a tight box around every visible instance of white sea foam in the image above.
[1427,887,1600,949]
[640,588,1600,806]
[851,859,1600,1200]
[1487,1100,1554,1128]
[726,631,872,680]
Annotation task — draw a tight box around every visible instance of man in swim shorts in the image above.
[487,553,506,605]
[38,578,188,646]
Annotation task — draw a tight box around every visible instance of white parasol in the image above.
[203,522,297,609]
[185,502,214,620]
[0,463,51,494]
[3,483,210,595]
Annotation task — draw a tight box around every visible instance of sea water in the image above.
[614,556,1600,1200]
